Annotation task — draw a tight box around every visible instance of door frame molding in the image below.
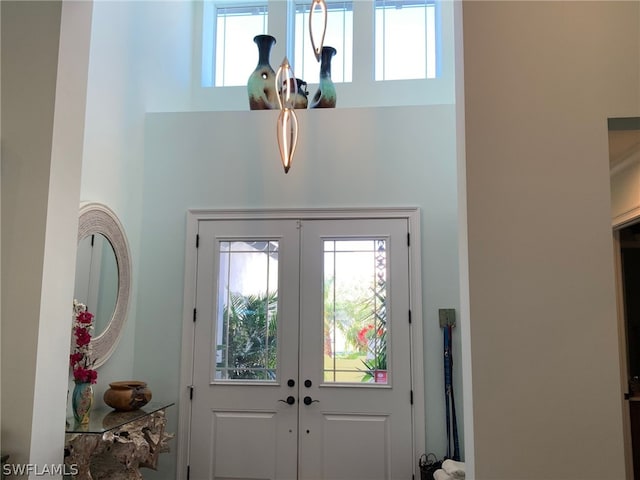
[613,219,640,480]
[176,207,424,479]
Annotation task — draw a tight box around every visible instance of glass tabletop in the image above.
[65,401,175,434]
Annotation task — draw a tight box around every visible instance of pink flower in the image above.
[76,311,94,324]
[74,327,91,347]
[70,352,84,365]
[70,301,98,384]
[73,366,98,384]
[86,369,98,384]
[357,324,374,345]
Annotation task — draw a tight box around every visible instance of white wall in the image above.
[79,0,193,403]
[462,1,640,478]
[76,3,463,478]
[138,105,461,477]
[8,1,636,478]
[9,1,636,478]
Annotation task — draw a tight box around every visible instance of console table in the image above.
[64,401,174,480]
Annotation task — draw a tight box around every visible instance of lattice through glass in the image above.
[323,239,388,384]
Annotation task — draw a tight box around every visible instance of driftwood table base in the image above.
[65,408,173,480]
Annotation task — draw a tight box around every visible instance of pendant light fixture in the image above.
[309,0,328,62]
[274,0,327,174]
[275,57,299,174]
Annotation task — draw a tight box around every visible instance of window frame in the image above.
[194,0,454,110]
[374,0,440,81]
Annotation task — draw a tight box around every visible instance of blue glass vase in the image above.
[72,382,94,425]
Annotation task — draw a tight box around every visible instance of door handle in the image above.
[279,396,296,405]
[303,396,319,406]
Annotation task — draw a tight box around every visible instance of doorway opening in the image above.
[609,116,640,479]
[619,222,640,479]
[176,209,425,480]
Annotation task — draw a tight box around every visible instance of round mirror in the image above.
[74,233,119,337]
[76,203,131,368]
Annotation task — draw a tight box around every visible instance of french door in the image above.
[187,214,419,480]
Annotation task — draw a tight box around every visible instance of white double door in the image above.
[188,216,417,480]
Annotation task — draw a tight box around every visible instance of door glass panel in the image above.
[215,240,279,381]
[323,239,388,384]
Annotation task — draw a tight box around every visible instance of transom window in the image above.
[375,0,437,80]
[202,3,268,88]
[201,0,439,88]
[294,1,353,84]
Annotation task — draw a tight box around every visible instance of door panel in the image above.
[320,413,390,479]
[210,410,279,480]
[298,218,413,480]
[190,219,300,480]
[189,217,414,480]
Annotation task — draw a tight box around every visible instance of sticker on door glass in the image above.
[323,239,388,384]
[215,240,278,381]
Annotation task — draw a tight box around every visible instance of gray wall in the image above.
[462,1,640,478]
[1,0,91,467]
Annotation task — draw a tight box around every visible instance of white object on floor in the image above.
[433,469,454,480]
[442,459,466,479]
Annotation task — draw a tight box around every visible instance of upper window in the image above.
[202,2,268,87]
[294,1,353,84]
[202,0,439,88]
[375,0,437,80]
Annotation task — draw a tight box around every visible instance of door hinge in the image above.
[90,234,95,247]
[408,310,412,324]
[196,234,199,248]
[407,232,410,246]
[410,390,414,405]
[188,385,194,400]
[193,308,197,322]
[187,465,190,480]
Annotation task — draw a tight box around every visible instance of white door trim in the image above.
[176,207,424,479]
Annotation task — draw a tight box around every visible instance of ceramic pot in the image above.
[103,381,152,412]
[281,78,309,109]
[309,46,337,109]
[72,381,94,425]
[374,370,388,383]
[247,34,278,110]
